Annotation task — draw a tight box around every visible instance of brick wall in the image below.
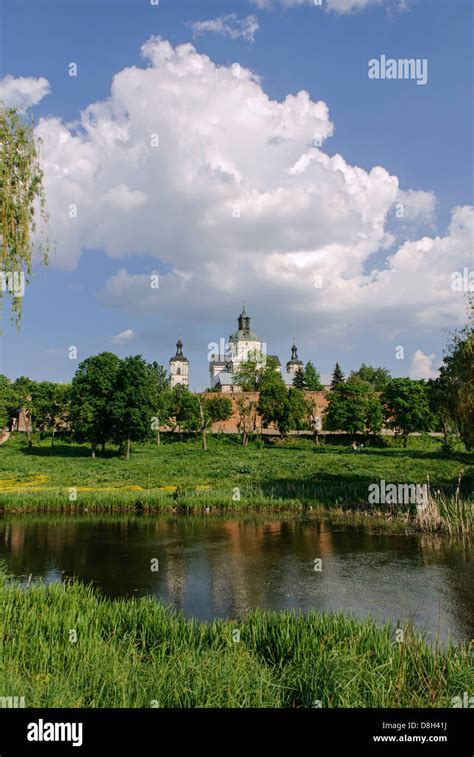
[203,391,328,434]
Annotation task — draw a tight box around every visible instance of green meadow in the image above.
[0,433,472,531]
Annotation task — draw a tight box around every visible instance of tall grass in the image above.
[416,492,473,535]
[0,487,304,514]
[415,471,473,534]
[1,485,471,533]
[0,576,471,708]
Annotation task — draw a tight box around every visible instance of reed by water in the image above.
[1,485,471,533]
[1,573,472,708]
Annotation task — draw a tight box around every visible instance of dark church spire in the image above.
[238,304,250,332]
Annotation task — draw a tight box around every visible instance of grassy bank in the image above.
[0,577,471,708]
[0,489,471,534]
[0,433,472,532]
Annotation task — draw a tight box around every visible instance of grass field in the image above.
[1,438,472,709]
[0,433,472,530]
[0,575,472,708]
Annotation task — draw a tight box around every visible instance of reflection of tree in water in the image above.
[204,519,335,617]
[156,521,187,611]
[0,518,336,613]
[165,550,187,611]
[0,519,165,597]
[3,522,25,557]
[0,517,471,642]
[2,520,80,575]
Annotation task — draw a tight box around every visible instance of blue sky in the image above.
[0,0,472,389]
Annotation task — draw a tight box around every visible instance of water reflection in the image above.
[1,516,472,643]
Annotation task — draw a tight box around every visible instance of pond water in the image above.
[1,516,472,644]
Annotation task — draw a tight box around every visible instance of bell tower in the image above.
[169,338,189,388]
[286,342,304,375]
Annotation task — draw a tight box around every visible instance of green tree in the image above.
[236,395,258,447]
[292,368,306,389]
[70,352,121,457]
[147,362,171,446]
[349,364,391,391]
[170,385,200,437]
[330,362,345,390]
[381,378,432,447]
[197,394,233,450]
[258,356,283,391]
[32,381,70,446]
[435,303,473,450]
[365,391,384,435]
[0,106,50,324]
[258,384,307,438]
[8,376,71,445]
[0,374,19,428]
[232,352,261,391]
[204,395,233,425]
[303,361,324,391]
[110,355,156,460]
[234,354,281,392]
[428,375,456,451]
[324,381,383,437]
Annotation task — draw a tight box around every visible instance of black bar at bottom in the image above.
[0,708,471,755]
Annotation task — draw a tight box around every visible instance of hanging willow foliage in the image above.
[0,105,50,325]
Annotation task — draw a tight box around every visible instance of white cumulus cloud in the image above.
[395,189,437,225]
[35,37,335,269]
[0,75,51,110]
[410,350,438,379]
[32,37,471,348]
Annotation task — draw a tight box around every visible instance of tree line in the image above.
[0,354,233,457]
[229,312,472,450]
[323,304,473,451]
[0,301,472,453]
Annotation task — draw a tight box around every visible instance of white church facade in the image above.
[169,307,305,392]
[210,306,274,391]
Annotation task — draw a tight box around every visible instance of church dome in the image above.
[169,338,189,363]
[286,343,303,369]
[229,307,260,343]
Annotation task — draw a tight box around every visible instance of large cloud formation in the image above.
[34,37,471,345]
